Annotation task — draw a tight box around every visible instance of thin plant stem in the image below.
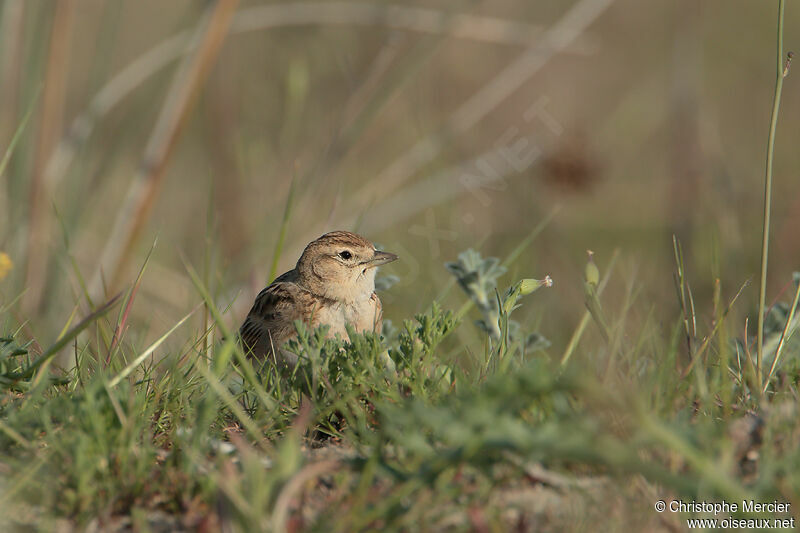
[23,0,76,314]
[756,0,789,390]
[560,249,620,369]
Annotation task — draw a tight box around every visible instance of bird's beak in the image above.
[365,251,398,268]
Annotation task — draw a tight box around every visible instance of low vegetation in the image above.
[0,243,798,531]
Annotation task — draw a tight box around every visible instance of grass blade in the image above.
[107,304,200,388]
[9,293,121,381]
[268,177,295,282]
[106,236,158,364]
[681,280,750,379]
[0,85,39,178]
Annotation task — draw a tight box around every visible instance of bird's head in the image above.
[297,231,398,302]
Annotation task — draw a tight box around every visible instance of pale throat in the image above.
[312,267,378,335]
[338,267,377,303]
[307,265,377,304]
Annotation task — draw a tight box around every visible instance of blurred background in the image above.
[1,0,798,353]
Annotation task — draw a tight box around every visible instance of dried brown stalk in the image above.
[90,0,239,299]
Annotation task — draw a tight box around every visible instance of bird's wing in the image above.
[240,277,308,360]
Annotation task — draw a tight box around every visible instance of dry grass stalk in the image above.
[90,0,239,299]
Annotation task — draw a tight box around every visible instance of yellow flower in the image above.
[0,252,12,280]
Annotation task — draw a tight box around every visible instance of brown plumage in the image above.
[239,231,397,367]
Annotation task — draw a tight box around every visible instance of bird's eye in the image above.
[338,251,352,260]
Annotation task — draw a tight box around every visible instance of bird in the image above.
[239,231,398,368]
